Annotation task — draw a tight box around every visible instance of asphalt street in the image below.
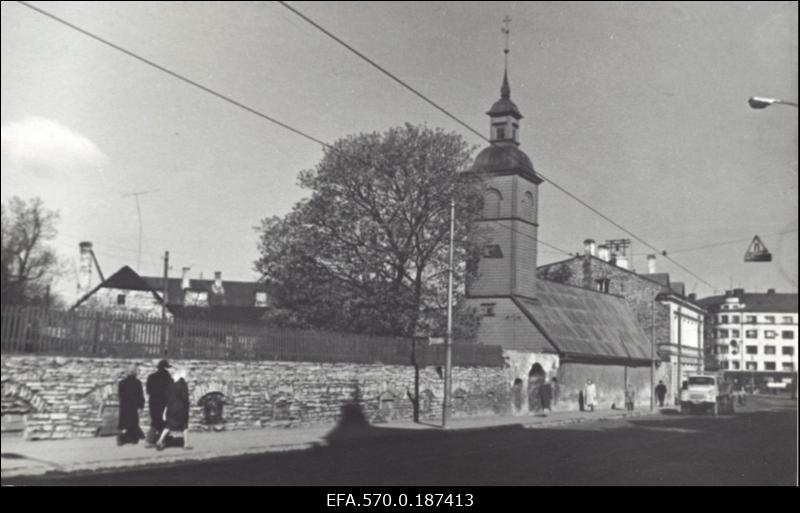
[5,396,796,486]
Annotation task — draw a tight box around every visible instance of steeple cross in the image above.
[502,16,511,56]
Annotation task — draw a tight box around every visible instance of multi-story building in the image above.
[699,289,798,376]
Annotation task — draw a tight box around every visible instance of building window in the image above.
[764,315,775,324]
[718,329,729,338]
[745,362,757,371]
[783,346,794,356]
[731,361,740,370]
[522,191,535,221]
[719,361,729,370]
[117,294,126,306]
[731,329,740,338]
[718,344,729,354]
[595,279,610,294]
[745,315,757,324]
[764,330,777,339]
[497,127,505,140]
[480,303,496,317]
[764,346,776,355]
[721,315,729,324]
[783,363,795,372]
[746,345,757,354]
[482,244,504,258]
[764,362,776,371]
[745,330,758,339]
[732,315,740,324]
[782,316,794,324]
[254,291,268,306]
[483,189,502,218]
[781,331,794,340]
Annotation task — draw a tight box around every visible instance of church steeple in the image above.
[487,16,522,145]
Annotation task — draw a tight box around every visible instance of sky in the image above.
[1,1,797,303]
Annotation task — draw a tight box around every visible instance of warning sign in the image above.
[744,235,772,262]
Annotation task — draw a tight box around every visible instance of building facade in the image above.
[700,289,798,374]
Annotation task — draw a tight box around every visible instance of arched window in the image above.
[483,189,502,218]
[522,191,535,221]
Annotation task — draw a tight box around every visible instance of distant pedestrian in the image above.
[539,380,553,416]
[578,390,585,411]
[157,367,191,450]
[551,377,560,407]
[146,359,173,445]
[625,383,635,411]
[117,365,145,445]
[655,380,667,407]
[584,380,597,412]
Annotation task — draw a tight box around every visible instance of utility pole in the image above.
[677,305,683,404]
[443,199,455,428]
[651,299,656,410]
[123,189,158,273]
[160,250,169,355]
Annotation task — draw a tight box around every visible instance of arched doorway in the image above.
[528,363,546,412]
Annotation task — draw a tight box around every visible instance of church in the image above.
[464,51,655,412]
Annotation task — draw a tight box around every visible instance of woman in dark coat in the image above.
[156,368,191,450]
[117,366,145,445]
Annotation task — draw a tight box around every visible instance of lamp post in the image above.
[748,96,798,109]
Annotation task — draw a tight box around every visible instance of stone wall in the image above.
[557,362,654,411]
[1,355,511,441]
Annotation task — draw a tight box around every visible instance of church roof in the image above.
[487,69,523,119]
[472,145,541,183]
[508,280,653,365]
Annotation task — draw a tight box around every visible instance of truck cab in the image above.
[680,374,734,415]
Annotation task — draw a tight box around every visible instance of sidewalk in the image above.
[1,407,656,479]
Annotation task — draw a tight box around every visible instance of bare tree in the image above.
[1,197,60,305]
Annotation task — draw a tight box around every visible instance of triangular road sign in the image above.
[744,235,772,262]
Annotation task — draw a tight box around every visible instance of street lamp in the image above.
[748,96,798,109]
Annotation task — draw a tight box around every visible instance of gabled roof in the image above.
[72,266,166,310]
[510,279,653,365]
[698,292,798,313]
[142,277,268,307]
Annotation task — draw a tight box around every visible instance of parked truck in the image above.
[679,373,735,415]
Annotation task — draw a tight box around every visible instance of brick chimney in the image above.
[584,239,597,257]
[181,267,191,290]
[597,244,611,262]
[211,271,225,297]
[647,254,657,274]
[614,255,630,270]
[77,241,94,298]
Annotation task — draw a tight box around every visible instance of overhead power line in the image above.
[276,2,721,291]
[16,1,574,266]
[668,229,798,255]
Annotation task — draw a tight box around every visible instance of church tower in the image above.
[467,18,542,302]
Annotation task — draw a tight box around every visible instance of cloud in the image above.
[1,116,107,175]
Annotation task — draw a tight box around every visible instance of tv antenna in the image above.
[122,189,159,272]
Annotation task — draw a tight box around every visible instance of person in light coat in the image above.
[584,380,597,412]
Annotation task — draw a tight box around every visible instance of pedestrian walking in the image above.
[156,367,191,451]
[578,389,585,411]
[539,379,553,416]
[551,377,560,407]
[146,359,173,445]
[117,365,145,445]
[655,380,667,407]
[584,380,597,412]
[625,383,635,411]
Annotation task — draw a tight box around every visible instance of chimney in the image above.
[597,245,610,262]
[688,293,697,301]
[615,255,630,270]
[584,239,597,257]
[733,288,745,297]
[725,290,733,298]
[181,267,191,290]
[214,271,222,289]
[77,241,94,297]
[647,254,657,274]
[767,288,776,295]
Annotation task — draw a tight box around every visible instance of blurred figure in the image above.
[157,367,191,450]
[117,365,145,445]
[655,380,667,407]
[146,359,173,446]
[584,380,597,412]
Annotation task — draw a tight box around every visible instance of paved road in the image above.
[5,396,796,486]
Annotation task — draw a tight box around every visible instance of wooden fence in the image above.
[0,306,503,367]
